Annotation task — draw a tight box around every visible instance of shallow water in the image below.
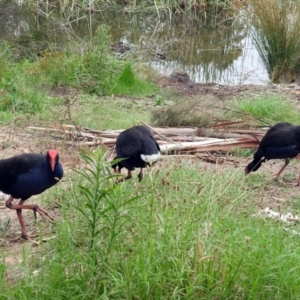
[90,10,269,85]
[1,3,269,85]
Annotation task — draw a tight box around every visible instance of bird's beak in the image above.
[50,159,56,172]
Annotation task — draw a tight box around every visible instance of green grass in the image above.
[0,29,157,127]
[229,147,255,158]
[2,154,300,299]
[51,94,152,130]
[233,95,300,125]
[110,64,157,97]
[0,19,159,131]
[0,54,48,117]
[2,5,300,298]
[2,89,300,298]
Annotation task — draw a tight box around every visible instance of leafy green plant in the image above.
[78,26,118,95]
[0,70,44,114]
[36,50,75,87]
[33,26,116,93]
[74,150,139,276]
[110,63,157,96]
[31,26,154,96]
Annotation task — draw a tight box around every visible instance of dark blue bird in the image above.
[112,125,161,181]
[2,149,64,239]
[245,122,300,185]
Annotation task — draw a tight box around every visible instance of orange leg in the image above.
[274,159,290,180]
[5,196,54,239]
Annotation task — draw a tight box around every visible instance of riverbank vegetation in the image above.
[1,1,300,299]
[249,0,300,83]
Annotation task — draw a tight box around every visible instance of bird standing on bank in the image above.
[112,125,161,181]
[2,149,64,239]
[245,122,300,185]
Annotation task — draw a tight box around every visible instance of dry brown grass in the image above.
[151,95,228,127]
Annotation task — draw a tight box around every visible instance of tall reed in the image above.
[249,0,300,83]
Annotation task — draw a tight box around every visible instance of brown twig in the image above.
[140,120,176,144]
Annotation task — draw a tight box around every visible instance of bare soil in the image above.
[2,77,300,273]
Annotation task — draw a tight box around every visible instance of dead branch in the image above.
[27,123,264,154]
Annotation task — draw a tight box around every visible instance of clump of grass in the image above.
[229,147,254,158]
[0,44,48,118]
[151,95,225,127]
[233,95,300,125]
[32,26,117,95]
[248,0,300,83]
[21,26,157,97]
[110,63,157,96]
[61,94,152,130]
[0,74,43,113]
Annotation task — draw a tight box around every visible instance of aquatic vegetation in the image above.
[249,0,300,83]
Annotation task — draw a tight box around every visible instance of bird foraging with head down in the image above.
[245,122,300,185]
[112,125,161,181]
[2,149,64,240]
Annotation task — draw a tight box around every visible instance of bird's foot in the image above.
[21,231,38,240]
[33,205,54,223]
[115,175,132,183]
[275,180,300,187]
[115,177,125,184]
[116,177,126,183]
[8,231,38,244]
[274,179,289,187]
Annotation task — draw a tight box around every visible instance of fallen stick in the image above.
[140,121,176,143]
[159,138,237,152]
[160,138,259,153]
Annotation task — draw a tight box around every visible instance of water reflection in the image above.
[0,2,269,85]
[153,35,269,85]
[104,11,269,85]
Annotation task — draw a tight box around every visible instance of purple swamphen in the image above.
[112,125,161,181]
[245,122,300,185]
[2,149,64,239]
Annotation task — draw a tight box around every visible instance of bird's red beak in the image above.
[48,149,58,171]
[244,166,250,174]
[50,159,56,172]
